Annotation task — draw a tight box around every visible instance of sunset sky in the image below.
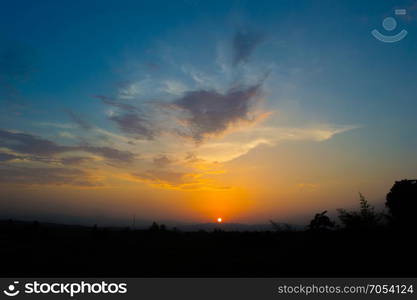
[1,0,417,226]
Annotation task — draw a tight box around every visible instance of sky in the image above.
[1,0,417,226]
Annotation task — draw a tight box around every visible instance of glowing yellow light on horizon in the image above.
[217,217,222,223]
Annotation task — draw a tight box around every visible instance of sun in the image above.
[217,217,222,223]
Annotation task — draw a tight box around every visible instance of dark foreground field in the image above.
[0,219,415,277]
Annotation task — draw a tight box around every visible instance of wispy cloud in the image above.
[0,152,19,162]
[66,110,93,131]
[0,165,100,186]
[94,95,140,112]
[232,29,264,66]
[193,124,359,162]
[132,169,190,186]
[153,154,174,167]
[108,113,155,140]
[0,129,136,163]
[130,168,229,191]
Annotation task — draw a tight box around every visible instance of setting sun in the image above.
[217,217,223,223]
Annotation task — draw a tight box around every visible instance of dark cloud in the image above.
[67,110,93,130]
[60,156,92,165]
[0,129,68,156]
[0,153,19,162]
[0,165,99,186]
[0,129,135,163]
[109,113,155,140]
[94,95,155,140]
[171,84,262,142]
[232,30,264,66]
[153,155,174,167]
[0,152,60,164]
[81,145,135,162]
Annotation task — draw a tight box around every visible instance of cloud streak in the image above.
[0,129,136,163]
[67,110,93,130]
[109,113,155,140]
[232,30,264,66]
[0,165,100,186]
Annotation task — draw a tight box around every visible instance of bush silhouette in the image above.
[386,179,417,228]
[338,193,381,230]
[308,210,335,231]
[149,222,160,231]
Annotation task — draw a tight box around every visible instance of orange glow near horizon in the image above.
[217,217,222,223]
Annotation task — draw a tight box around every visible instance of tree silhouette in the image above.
[338,193,381,230]
[386,179,417,228]
[149,222,160,231]
[308,211,335,231]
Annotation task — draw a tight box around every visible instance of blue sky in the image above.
[1,0,416,225]
[2,0,416,126]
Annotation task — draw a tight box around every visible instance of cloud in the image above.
[94,95,156,140]
[130,168,229,191]
[67,110,93,130]
[0,152,19,162]
[153,155,174,167]
[94,29,270,144]
[96,80,271,145]
[0,129,68,156]
[60,156,93,165]
[0,129,135,163]
[80,144,136,162]
[115,77,187,100]
[117,81,142,100]
[163,80,187,96]
[109,113,155,140]
[132,169,188,186]
[168,83,266,142]
[232,30,264,66]
[194,124,359,162]
[0,165,100,186]
[94,95,140,112]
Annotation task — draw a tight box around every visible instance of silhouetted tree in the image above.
[149,222,160,232]
[338,193,381,230]
[308,211,335,231]
[386,179,417,228]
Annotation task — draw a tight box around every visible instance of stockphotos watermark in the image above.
[371,9,408,43]
[2,280,127,297]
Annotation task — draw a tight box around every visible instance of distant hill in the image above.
[0,219,305,232]
[173,222,305,232]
